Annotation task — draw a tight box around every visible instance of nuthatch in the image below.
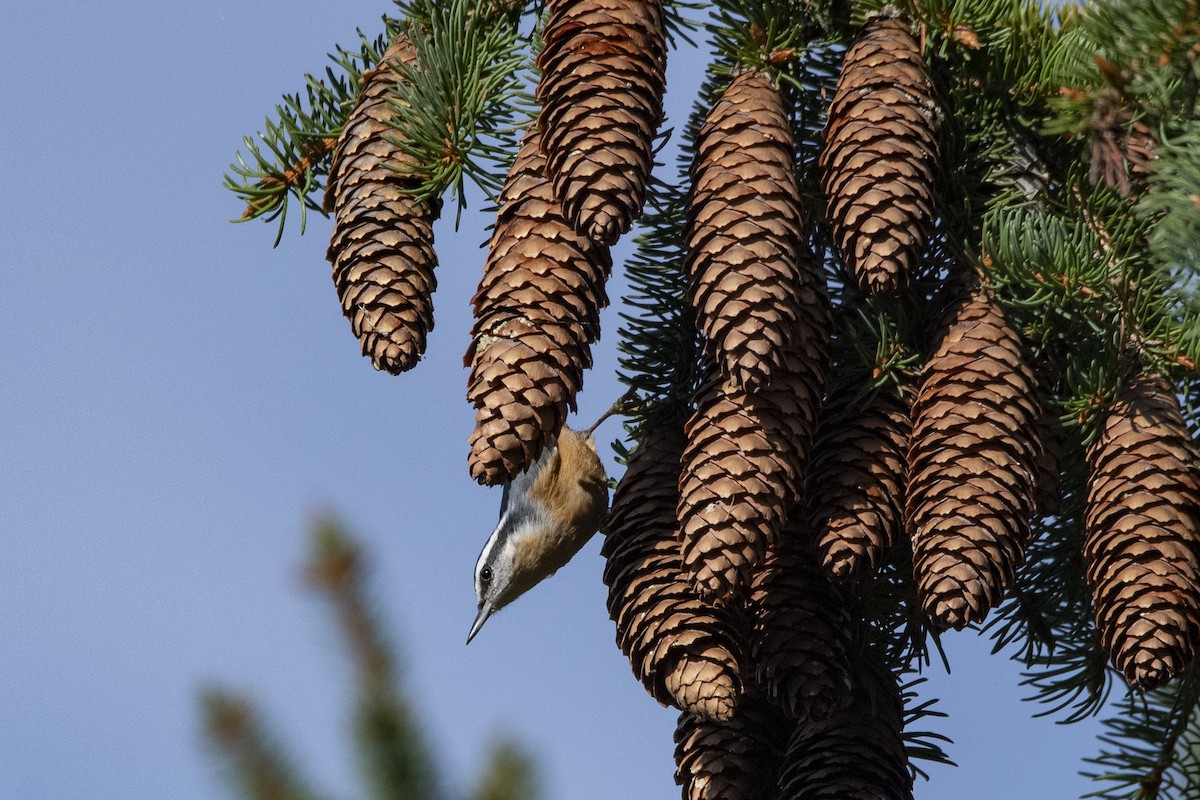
[467,424,610,644]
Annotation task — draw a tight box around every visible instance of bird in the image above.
[467,394,633,644]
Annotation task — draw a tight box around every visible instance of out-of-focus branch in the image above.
[472,739,539,800]
[305,516,441,800]
[201,689,327,800]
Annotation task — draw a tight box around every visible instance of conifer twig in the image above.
[202,690,326,800]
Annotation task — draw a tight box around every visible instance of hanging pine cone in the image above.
[466,127,612,485]
[1084,86,1158,197]
[686,67,819,391]
[603,427,747,721]
[674,692,790,800]
[536,0,666,245]
[679,343,828,603]
[749,517,853,721]
[1084,370,1200,690]
[906,287,1045,630]
[808,378,912,581]
[325,34,441,374]
[777,664,912,800]
[819,10,938,294]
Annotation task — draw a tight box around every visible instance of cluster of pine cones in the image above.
[321,2,1200,796]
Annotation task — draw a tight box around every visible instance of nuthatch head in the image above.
[467,425,609,643]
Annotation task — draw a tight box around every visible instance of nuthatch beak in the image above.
[468,601,495,645]
[467,425,609,644]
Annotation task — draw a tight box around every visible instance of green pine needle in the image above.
[1083,664,1200,799]
[225,29,389,247]
[386,0,531,222]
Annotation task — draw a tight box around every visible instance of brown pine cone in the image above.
[819,10,938,294]
[808,378,912,581]
[906,287,1045,630]
[466,127,612,485]
[777,664,912,800]
[602,427,747,721]
[1084,370,1200,690]
[674,692,791,800]
[1084,87,1158,197]
[325,34,441,374]
[537,0,666,245]
[679,344,828,603]
[749,518,853,721]
[687,67,820,391]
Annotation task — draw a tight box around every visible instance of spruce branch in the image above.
[659,0,708,48]
[201,690,328,800]
[305,517,441,800]
[204,517,541,800]
[226,30,390,245]
[985,435,1116,723]
[843,543,954,779]
[386,0,530,221]
[980,182,1196,441]
[616,170,701,439]
[848,538,944,676]
[1083,665,1200,799]
[306,518,392,683]
[706,0,849,65]
[831,299,923,393]
[1045,0,1200,201]
[1141,120,1200,285]
[472,739,540,800]
[901,680,956,781]
[1052,0,1200,118]
[228,0,529,244]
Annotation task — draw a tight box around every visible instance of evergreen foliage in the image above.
[1084,663,1200,800]
[202,518,539,800]
[226,0,1200,794]
[226,30,388,245]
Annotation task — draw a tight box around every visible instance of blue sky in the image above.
[1,2,1120,799]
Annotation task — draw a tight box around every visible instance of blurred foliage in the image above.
[201,517,539,800]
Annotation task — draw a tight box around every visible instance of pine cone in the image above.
[777,665,912,800]
[466,127,612,484]
[1084,370,1200,690]
[1085,87,1158,197]
[819,11,938,294]
[536,0,666,245]
[1125,120,1158,178]
[674,692,790,800]
[808,378,912,581]
[603,427,747,721]
[749,519,853,721]
[679,343,828,602]
[325,34,441,374]
[906,288,1045,630]
[687,67,820,391]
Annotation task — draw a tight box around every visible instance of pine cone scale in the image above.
[675,694,789,800]
[679,342,827,601]
[603,429,747,720]
[537,0,666,245]
[820,11,938,294]
[1084,371,1200,689]
[325,34,440,374]
[906,288,1045,629]
[685,67,818,391]
[466,127,611,484]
